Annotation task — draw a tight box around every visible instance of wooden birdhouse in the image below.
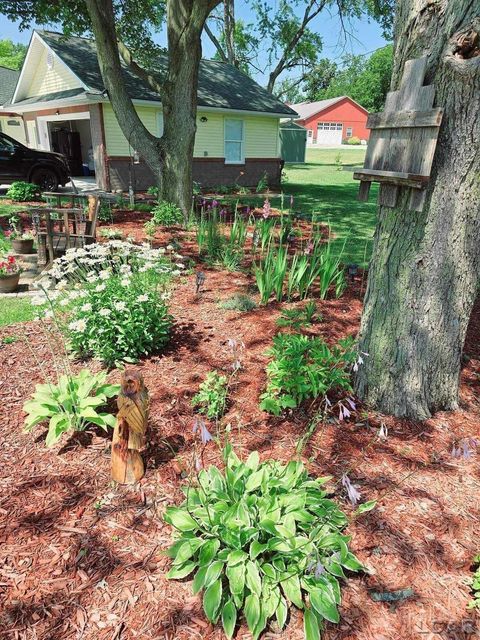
[354,56,443,212]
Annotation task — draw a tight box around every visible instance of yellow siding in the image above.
[103,103,158,155]
[103,104,280,159]
[27,47,80,98]
[244,116,279,158]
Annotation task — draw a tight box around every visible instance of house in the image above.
[5,30,297,191]
[0,66,27,144]
[290,97,369,146]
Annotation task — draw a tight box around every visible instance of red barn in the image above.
[290,96,369,146]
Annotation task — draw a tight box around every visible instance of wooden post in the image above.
[111,370,149,484]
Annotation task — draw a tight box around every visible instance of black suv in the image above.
[0,132,70,191]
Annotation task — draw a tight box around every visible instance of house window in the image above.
[224,118,244,163]
[307,129,313,138]
[346,127,353,137]
[157,112,164,137]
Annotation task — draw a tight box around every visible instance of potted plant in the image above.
[0,255,21,293]
[11,231,35,254]
[8,215,35,254]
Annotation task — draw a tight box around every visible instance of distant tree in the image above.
[0,39,27,69]
[302,58,338,101]
[275,77,305,102]
[311,45,393,112]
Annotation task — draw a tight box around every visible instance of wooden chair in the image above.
[32,196,100,265]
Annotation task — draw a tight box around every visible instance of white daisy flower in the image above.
[137,294,149,302]
[99,308,111,317]
[81,303,92,312]
[99,269,111,280]
[120,278,131,287]
[114,301,127,312]
[95,283,106,292]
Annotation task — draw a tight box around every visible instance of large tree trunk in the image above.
[85,0,219,213]
[161,0,216,211]
[354,1,480,420]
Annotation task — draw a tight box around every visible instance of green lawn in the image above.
[286,147,377,265]
[0,298,35,327]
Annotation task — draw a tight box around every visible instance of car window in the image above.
[0,135,18,153]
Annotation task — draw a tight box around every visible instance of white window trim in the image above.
[224,117,245,164]
[346,127,353,137]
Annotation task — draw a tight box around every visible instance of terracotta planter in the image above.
[12,238,34,254]
[0,272,20,293]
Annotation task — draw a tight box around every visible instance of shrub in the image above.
[147,185,160,199]
[192,371,228,420]
[23,369,119,447]
[151,201,184,226]
[97,202,113,223]
[6,181,41,202]
[220,294,257,312]
[344,136,361,145]
[260,334,357,415]
[165,445,362,639]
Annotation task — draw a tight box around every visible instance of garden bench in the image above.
[31,195,99,265]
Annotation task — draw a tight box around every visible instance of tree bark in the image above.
[161,0,219,212]
[354,1,480,420]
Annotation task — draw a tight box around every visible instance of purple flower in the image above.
[314,561,325,579]
[341,473,361,506]
[304,241,314,255]
[451,437,478,460]
[212,199,218,208]
[193,416,213,445]
[338,403,351,421]
[262,199,271,219]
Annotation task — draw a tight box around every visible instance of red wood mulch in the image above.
[0,216,479,640]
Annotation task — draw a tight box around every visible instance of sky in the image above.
[0,2,389,86]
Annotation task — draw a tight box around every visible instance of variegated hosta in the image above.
[164,445,362,639]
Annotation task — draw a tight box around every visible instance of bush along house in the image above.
[289,97,369,146]
[5,30,297,191]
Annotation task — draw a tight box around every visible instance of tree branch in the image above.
[204,21,228,61]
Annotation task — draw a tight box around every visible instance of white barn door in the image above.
[316,122,343,145]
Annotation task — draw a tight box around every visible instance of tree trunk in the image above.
[354,1,480,420]
[224,0,237,66]
[161,0,218,213]
[85,0,163,186]
[85,0,220,214]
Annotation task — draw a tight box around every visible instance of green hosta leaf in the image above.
[281,573,303,608]
[245,450,260,471]
[100,412,117,428]
[276,596,288,629]
[221,599,237,639]
[45,414,69,447]
[261,563,276,579]
[246,560,262,596]
[245,469,264,492]
[166,560,196,579]
[259,519,277,535]
[226,558,246,597]
[164,508,198,532]
[244,593,261,634]
[304,607,321,640]
[199,539,220,565]
[203,579,222,623]
[355,500,377,515]
[227,550,248,567]
[250,540,267,560]
[342,552,363,572]
[172,538,204,566]
[310,587,340,623]
[204,560,224,588]
[192,566,208,594]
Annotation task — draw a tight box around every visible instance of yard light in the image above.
[195,271,206,294]
[347,263,358,281]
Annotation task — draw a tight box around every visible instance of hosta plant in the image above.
[468,555,480,610]
[23,369,119,447]
[165,446,362,639]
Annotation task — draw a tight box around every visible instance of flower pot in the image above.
[12,238,34,254]
[0,272,20,293]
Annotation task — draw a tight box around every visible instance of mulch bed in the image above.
[0,214,479,640]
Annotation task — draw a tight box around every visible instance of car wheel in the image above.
[31,167,59,192]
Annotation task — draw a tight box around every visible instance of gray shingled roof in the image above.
[290,98,348,120]
[0,66,20,106]
[26,30,297,116]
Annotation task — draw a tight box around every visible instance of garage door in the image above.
[316,122,343,145]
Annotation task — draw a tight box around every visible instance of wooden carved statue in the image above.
[111,370,149,484]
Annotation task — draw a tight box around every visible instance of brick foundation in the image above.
[107,156,283,192]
